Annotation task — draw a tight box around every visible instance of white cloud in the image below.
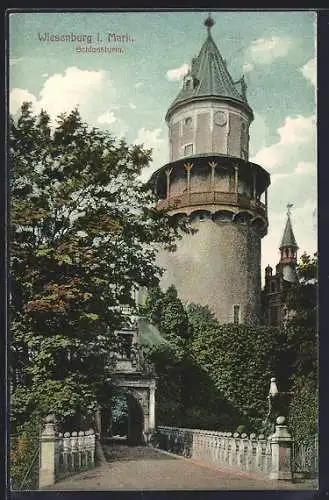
[129,102,137,110]
[9,57,25,66]
[300,58,316,87]
[270,173,290,185]
[38,67,106,118]
[294,161,315,175]
[249,113,269,157]
[166,63,189,82]
[10,67,108,120]
[243,62,254,74]
[245,36,292,69]
[134,127,168,181]
[134,127,165,152]
[97,111,116,125]
[251,114,316,170]
[10,88,38,114]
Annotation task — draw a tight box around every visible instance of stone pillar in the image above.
[39,414,56,489]
[269,416,294,481]
[234,165,239,196]
[252,169,257,200]
[149,382,156,432]
[209,161,217,200]
[184,163,193,201]
[209,161,217,188]
[94,406,102,436]
[165,167,173,200]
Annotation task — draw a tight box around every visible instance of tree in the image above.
[285,252,318,328]
[10,103,189,429]
[285,252,318,441]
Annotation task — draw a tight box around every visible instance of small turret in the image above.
[279,204,298,283]
[279,204,299,265]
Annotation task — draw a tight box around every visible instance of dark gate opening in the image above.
[102,391,145,446]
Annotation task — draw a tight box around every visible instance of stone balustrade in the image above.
[157,191,266,218]
[39,415,96,489]
[152,423,293,481]
[55,429,96,479]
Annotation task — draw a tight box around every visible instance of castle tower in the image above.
[150,15,270,324]
[263,205,299,326]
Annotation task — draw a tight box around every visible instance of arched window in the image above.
[233,305,240,324]
[184,143,193,156]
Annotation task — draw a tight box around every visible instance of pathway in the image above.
[43,442,318,491]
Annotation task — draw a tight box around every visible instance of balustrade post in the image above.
[149,382,156,435]
[71,432,78,471]
[269,417,294,481]
[39,414,56,489]
[78,431,85,468]
[230,434,238,467]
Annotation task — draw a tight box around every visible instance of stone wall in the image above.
[168,101,250,162]
[157,219,262,324]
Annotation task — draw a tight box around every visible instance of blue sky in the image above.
[9,10,317,274]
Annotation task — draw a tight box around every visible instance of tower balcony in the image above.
[157,190,266,218]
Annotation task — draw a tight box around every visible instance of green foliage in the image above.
[285,253,318,441]
[286,252,318,328]
[289,375,318,443]
[191,320,290,431]
[10,103,188,428]
[159,286,189,340]
[10,416,42,490]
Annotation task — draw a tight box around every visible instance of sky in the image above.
[8,10,317,276]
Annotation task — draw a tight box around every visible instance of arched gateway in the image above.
[102,315,166,444]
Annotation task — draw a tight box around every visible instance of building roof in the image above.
[137,317,168,348]
[279,213,299,250]
[166,16,252,120]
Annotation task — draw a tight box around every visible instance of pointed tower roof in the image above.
[279,204,299,250]
[166,15,253,121]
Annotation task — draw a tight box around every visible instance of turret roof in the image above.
[166,15,251,119]
[280,211,299,250]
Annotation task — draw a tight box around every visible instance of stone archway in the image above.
[113,378,156,444]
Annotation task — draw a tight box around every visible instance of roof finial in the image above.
[204,12,215,34]
[287,203,293,216]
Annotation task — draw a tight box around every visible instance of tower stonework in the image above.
[150,17,270,324]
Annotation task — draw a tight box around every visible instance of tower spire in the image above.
[204,12,215,34]
[279,204,298,270]
[286,202,293,216]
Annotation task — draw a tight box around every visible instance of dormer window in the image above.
[184,76,193,90]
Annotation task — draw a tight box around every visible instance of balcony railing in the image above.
[157,191,266,216]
